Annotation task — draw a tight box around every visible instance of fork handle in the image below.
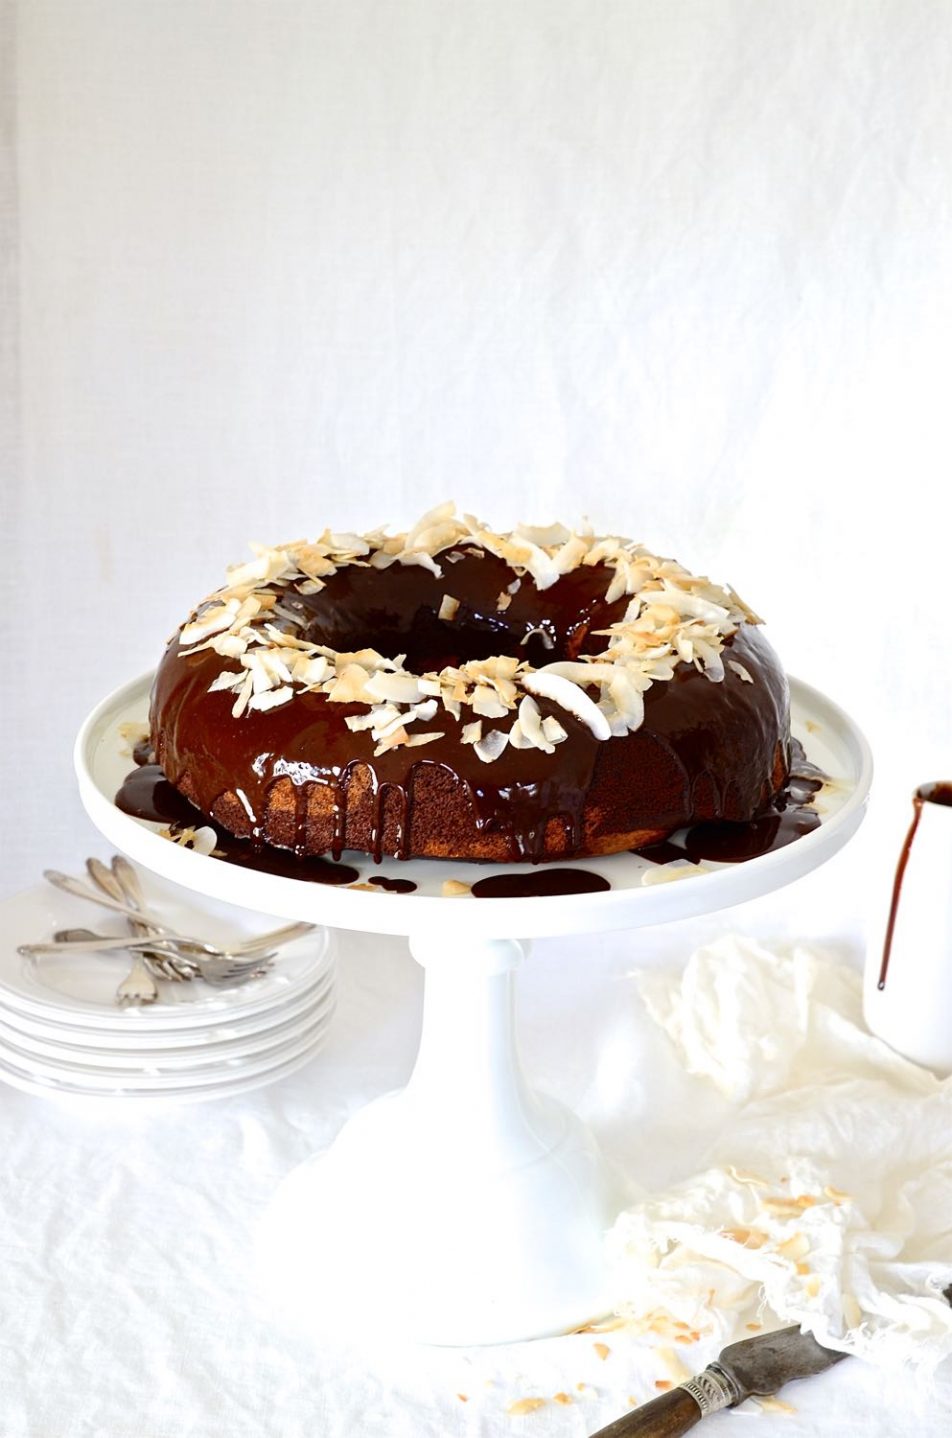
[21,936,182,957]
[43,871,178,934]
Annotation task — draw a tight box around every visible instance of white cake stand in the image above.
[76,673,871,1345]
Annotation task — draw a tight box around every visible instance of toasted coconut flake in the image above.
[364,670,424,706]
[442,879,471,897]
[373,726,409,756]
[231,672,254,718]
[777,1232,810,1261]
[177,506,760,755]
[518,625,555,650]
[117,721,151,755]
[721,1226,768,1249]
[474,728,509,763]
[472,685,510,719]
[755,1396,796,1415]
[727,1166,771,1188]
[516,695,553,753]
[461,720,482,745]
[326,664,373,704]
[523,671,612,740]
[593,1343,611,1361]
[507,1398,546,1416]
[657,1348,690,1383]
[405,731,445,747]
[507,718,533,749]
[247,685,294,713]
[160,824,218,855]
[640,864,703,886]
[728,659,754,683]
[181,598,240,645]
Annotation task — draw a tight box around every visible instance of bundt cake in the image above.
[149,504,791,864]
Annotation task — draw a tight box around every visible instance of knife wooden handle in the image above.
[589,1386,703,1438]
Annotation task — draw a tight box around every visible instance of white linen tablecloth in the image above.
[1,836,950,1438]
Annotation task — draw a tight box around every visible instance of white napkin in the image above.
[607,936,952,1374]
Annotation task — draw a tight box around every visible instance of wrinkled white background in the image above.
[3,0,952,894]
[2,2,952,1434]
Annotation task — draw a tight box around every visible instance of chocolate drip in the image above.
[116,765,206,827]
[470,868,610,898]
[682,807,819,863]
[210,834,358,885]
[367,875,417,893]
[877,781,952,990]
[114,765,358,885]
[132,736,155,767]
[634,738,824,866]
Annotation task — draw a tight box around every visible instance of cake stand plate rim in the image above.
[74,669,872,940]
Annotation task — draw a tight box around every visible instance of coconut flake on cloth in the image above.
[606,936,952,1374]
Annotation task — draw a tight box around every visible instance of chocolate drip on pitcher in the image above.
[877,781,952,990]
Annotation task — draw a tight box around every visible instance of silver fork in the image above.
[82,859,161,1006]
[114,953,158,1007]
[49,930,272,989]
[44,867,313,958]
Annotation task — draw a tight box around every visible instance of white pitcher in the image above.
[864,782,952,1075]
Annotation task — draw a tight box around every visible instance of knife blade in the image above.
[588,1324,848,1437]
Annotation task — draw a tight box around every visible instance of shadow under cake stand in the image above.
[76,673,872,1346]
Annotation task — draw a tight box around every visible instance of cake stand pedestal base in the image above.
[258,933,627,1346]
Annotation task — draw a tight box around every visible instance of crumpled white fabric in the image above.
[607,936,952,1373]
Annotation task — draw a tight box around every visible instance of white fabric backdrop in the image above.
[3,0,952,896]
[3,5,952,1434]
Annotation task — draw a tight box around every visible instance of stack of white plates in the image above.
[0,882,335,1104]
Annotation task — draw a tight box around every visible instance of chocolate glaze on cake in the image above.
[150,545,791,865]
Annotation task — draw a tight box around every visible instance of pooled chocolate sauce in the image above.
[633,738,824,866]
[470,868,610,898]
[683,807,819,863]
[115,765,205,827]
[877,781,952,990]
[115,764,359,886]
[367,875,417,893]
[211,833,359,885]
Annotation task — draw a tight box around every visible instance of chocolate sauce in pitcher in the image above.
[877,782,952,990]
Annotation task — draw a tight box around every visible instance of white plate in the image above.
[0,966,336,1051]
[0,882,332,1028]
[0,982,336,1072]
[76,671,873,940]
[0,1032,331,1106]
[0,1001,336,1092]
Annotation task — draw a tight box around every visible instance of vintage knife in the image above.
[588,1325,847,1437]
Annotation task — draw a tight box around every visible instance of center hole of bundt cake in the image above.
[288,549,621,672]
